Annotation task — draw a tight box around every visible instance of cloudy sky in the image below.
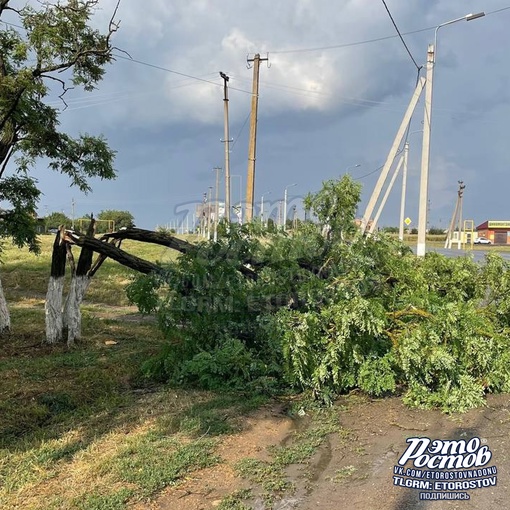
[22,1,510,230]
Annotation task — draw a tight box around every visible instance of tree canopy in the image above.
[98,209,135,231]
[45,211,71,230]
[0,0,121,251]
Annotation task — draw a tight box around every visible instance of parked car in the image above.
[474,236,491,244]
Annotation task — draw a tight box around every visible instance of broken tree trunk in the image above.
[45,227,67,344]
[102,228,194,253]
[101,228,258,280]
[63,219,95,346]
[64,230,161,275]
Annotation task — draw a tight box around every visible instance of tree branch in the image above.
[102,228,259,280]
[64,230,162,275]
[39,73,73,109]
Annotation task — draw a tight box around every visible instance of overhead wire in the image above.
[112,54,254,96]
[380,0,421,71]
[231,112,251,150]
[267,6,510,55]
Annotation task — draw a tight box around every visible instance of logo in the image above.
[393,436,497,501]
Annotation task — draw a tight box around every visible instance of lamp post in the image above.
[260,191,271,228]
[283,183,297,232]
[417,11,485,257]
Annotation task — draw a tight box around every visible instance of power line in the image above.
[113,54,253,95]
[354,164,385,180]
[231,112,251,150]
[269,26,435,55]
[268,7,510,55]
[380,0,421,71]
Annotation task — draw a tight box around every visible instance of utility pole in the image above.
[213,167,221,241]
[445,181,465,249]
[371,155,404,232]
[207,186,213,239]
[220,72,232,223]
[71,198,75,229]
[245,53,268,223]
[456,191,464,250]
[417,45,435,256]
[260,191,271,228]
[201,192,207,238]
[361,77,425,234]
[399,142,409,241]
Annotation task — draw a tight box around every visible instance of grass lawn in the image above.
[0,236,267,510]
[0,233,378,510]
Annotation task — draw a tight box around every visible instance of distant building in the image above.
[475,220,510,244]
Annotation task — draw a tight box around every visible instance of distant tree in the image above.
[0,0,121,334]
[382,226,399,234]
[411,228,418,235]
[97,210,135,231]
[428,227,446,236]
[303,175,362,240]
[45,212,71,230]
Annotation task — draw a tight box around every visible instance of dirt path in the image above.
[139,394,510,510]
[300,394,509,510]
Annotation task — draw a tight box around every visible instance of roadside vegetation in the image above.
[129,176,510,414]
[3,176,510,509]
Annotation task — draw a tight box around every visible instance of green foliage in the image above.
[358,354,397,397]
[45,211,72,230]
[98,210,135,231]
[0,0,118,250]
[130,175,510,413]
[303,174,361,240]
[428,226,446,236]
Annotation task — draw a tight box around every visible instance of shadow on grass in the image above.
[0,305,269,509]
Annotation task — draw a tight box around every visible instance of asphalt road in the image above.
[422,247,510,262]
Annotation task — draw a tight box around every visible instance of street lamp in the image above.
[417,11,485,257]
[345,163,361,173]
[283,183,297,232]
[260,191,271,228]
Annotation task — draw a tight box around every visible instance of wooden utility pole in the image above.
[245,54,268,223]
[220,72,231,223]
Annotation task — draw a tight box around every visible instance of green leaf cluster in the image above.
[0,0,118,250]
[129,176,510,413]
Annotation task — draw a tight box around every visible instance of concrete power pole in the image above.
[445,181,465,249]
[220,72,231,223]
[213,167,221,241]
[417,44,435,256]
[361,77,425,234]
[370,155,404,232]
[245,54,268,223]
[398,142,409,241]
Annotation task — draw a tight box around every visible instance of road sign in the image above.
[404,217,412,226]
